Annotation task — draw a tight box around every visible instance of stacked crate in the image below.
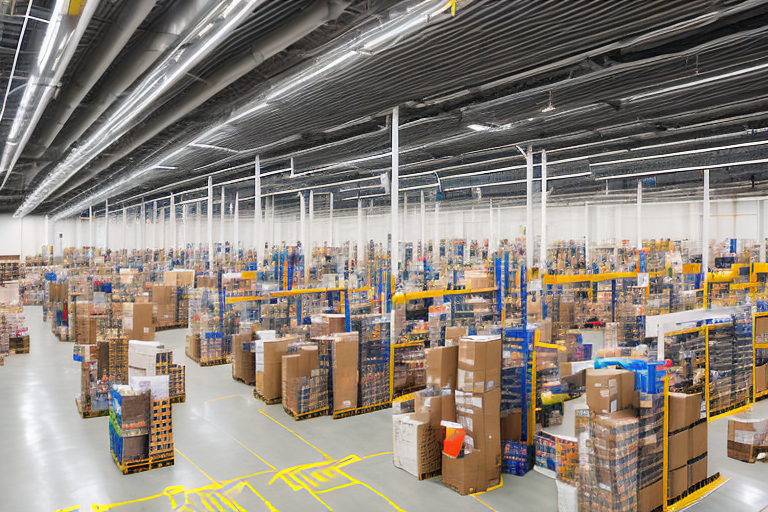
[149,399,173,457]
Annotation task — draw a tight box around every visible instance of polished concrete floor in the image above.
[0,306,765,512]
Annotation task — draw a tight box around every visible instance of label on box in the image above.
[144,327,150,334]
[734,431,755,445]
[610,399,617,413]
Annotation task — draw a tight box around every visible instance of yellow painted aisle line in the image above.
[206,394,240,403]
[472,495,500,512]
[259,409,331,459]
[176,447,218,483]
[229,435,278,471]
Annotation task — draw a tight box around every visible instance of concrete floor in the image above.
[0,306,765,512]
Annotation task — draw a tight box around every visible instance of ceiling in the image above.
[2,0,768,219]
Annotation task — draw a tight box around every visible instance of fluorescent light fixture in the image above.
[18,0,264,217]
[187,143,241,153]
[468,124,494,132]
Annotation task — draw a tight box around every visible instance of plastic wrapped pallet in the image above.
[393,413,441,478]
[557,480,578,512]
[332,332,359,413]
[727,413,768,463]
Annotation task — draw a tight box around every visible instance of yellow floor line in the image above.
[361,451,393,460]
[334,468,406,512]
[206,394,240,403]
[316,482,357,494]
[472,495,500,512]
[229,436,277,470]
[471,475,504,496]
[176,448,218,483]
[259,409,331,459]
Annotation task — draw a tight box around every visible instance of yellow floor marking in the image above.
[259,409,331,459]
[226,481,280,512]
[316,482,357,494]
[229,435,277,470]
[361,451,393,460]
[667,476,729,511]
[221,469,275,483]
[176,447,218,483]
[206,394,239,403]
[471,475,504,496]
[55,506,81,512]
[472,495,499,512]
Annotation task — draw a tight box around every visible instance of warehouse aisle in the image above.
[2,309,765,511]
[0,308,560,512]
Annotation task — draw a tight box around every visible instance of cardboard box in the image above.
[332,332,359,413]
[426,345,458,391]
[445,326,468,345]
[466,273,493,290]
[256,339,289,400]
[585,368,635,415]
[755,316,768,337]
[668,466,688,498]
[323,314,346,335]
[726,416,768,462]
[687,455,707,488]
[393,414,441,478]
[233,333,255,384]
[457,336,501,393]
[415,391,455,428]
[756,363,767,394]
[164,270,194,287]
[668,429,690,470]
[668,393,702,432]
[196,275,217,288]
[501,411,522,442]
[442,443,501,495]
[638,480,663,512]
[689,421,708,460]
[123,302,155,341]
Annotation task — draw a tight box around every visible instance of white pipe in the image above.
[540,149,547,271]
[300,192,307,282]
[434,201,440,266]
[584,202,589,265]
[208,177,213,265]
[703,170,710,274]
[329,192,334,247]
[420,191,426,259]
[220,186,226,252]
[234,189,239,253]
[391,106,400,283]
[637,180,642,250]
[254,155,262,261]
[526,145,533,269]
[105,199,109,250]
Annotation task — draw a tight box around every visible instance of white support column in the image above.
[122,208,127,251]
[182,204,187,253]
[104,200,109,250]
[420,191,426,259]
[254,156,262,262]
[489,199,494,254]
[44,215,49,250]
[300,192,307,282]
[434,201,440,265]
[526,145,533,269]
[584,202,590,265]
[271,196,275,249]
[153,200,159,250]
[170,193,176,250]
[540,149,547,271]
[234,190,240,253]
[208,177,213,265]
[162,207,167,251]
[760,200,766,263]
[637,180,642,251]
[329,192,334,248]
[220,186,225,250]
[89,205,93,249]
[357,199,364,263]
[197,202,202,252]
[702,170,710,273]
[391,106,400,281]
[309,190,314,258]
[403,193,409,257]
[140,199,146,251]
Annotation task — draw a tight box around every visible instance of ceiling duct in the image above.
[25,0,160,159]
[55,0,350,197]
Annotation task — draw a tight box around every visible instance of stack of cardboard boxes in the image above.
[667,393,706,500]
[255,335,289,402]
[393,344,457,479]
[123,303,155,342]
[232,330,256,386]
[442,335,502,495]
[727,414,768,463]
[282,344,328,416]
[579,368,639,512]
[332,332,359,414]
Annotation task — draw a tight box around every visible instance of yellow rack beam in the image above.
[542,272,636,285]
[392,286,497,305]
[224,295,268,304]
[270,287,347,297]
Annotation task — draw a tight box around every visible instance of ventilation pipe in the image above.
[26,0,159,158]
[54,0,348,198]
[45,0,215,157]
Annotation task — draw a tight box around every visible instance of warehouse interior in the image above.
[2,1,768,511]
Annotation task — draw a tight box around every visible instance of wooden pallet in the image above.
[111,450,175,475]
[283,404,328,421]
[418,469,441,481]
[76,397,109,419]
[332,401,391,419]
[170,395,186,404]
[232,369,255,387]
[156,323,187,332]
[9,347,29,355]
[187,353,230,367]
[253,389,281,405]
